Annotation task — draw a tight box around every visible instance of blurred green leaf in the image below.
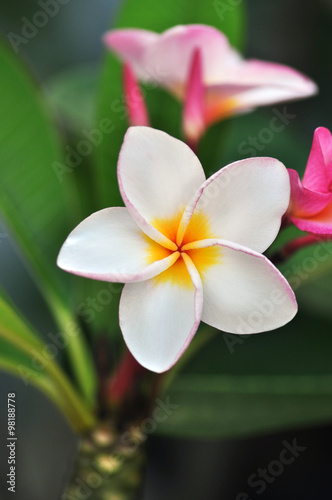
[0,324,46,385]
[219,107,310,171]
[0,39,96,405]
[0,350,70,413]
[45,65,103,220]
[46,65,99,133]
[0,287,95,431]
[280,242,332,320]
[0,339,75,426]
[159,374,332,439]
[0,42,77,279]
[115,1,245,46]
[0,286,44,352]
[158,312,332,438]
[0,343,92,433]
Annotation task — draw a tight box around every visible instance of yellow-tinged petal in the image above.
[152,255,193,290]
[186,246,222,282]
[181,210,216,246]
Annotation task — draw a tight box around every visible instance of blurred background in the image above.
[1,0,332,499]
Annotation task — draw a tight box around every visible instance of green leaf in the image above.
[0,286,42,351]
[281,243,332,321]
[219,108,309,171]
[158,312,332,439]
[45,65,104,221]
[0,345,91,433]
[46,65,99,133]
[0,287,95,432]
[0,42,75,276]
[114,0,245,47]
[0,38,97,404]
[0,339,77,428]
[159,374,332,439]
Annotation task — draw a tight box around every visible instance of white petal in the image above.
[119,254,203,373]
[57,207,179,283]
[185,239,297,334]
[118,126,205,249]
[178,157,290,253]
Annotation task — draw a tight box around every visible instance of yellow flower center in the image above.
[146,210,221,288]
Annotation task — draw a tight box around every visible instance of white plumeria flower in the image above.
[57,127,297,373]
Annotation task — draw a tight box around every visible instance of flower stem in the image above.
[270,234,332,265]
[63,422,146,500]
[106,347,147,406]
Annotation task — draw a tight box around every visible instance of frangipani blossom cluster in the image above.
[104,24,317,146]
[287,127,332,234]
[58,127,297,373]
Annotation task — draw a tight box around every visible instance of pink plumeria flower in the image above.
[287,127,332,233]
[103,24,317,147]
[57,127,297,373]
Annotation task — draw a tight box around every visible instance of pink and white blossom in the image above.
[103,24,317,145]
[287,127,332,233]
[58,127,297,373]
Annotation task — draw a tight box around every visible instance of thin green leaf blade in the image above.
[0,287,95,431]
[0,349,86,433]
[0,286,45,354]
[159,375,332,439]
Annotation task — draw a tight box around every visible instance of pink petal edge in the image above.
[288,168,332,218]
